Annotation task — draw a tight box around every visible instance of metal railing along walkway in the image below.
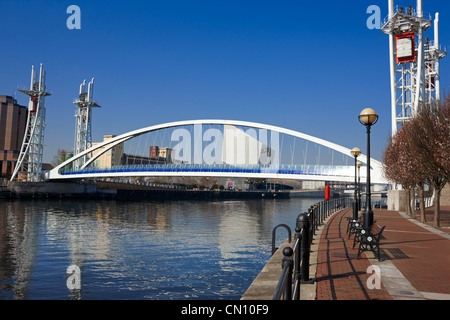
[271,197,353,300]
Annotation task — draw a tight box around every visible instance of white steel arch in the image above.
[48,119,386,183]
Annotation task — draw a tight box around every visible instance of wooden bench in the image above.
[353,224,385,261]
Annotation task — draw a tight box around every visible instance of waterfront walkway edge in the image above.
[242,206,450,300]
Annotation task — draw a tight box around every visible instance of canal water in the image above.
[0,197,318,300]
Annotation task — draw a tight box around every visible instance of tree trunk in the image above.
[418,183,426,223]
[410,188,416,218]
[405,186,411,216]
[434,188,441,228]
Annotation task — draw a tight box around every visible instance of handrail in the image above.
[59,163,361,179]
[291,236,302,300]
[272,197,352,300]
[272,247,294,300]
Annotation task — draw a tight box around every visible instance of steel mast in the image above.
[425,13,446,104]
[382,0,446,136]
[73,78,100,170]
[11,64,51,182]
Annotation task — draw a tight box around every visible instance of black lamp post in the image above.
[358,108,378,230]
[356,160,362,211]
[350,147,361,220]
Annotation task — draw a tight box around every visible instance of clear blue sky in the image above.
[1,0,449,163]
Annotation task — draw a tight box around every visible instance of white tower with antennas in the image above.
[73,78,100,170]
[11,64,51,182]
[382,0,446,136]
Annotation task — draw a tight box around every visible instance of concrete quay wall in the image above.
[241,209,334,300]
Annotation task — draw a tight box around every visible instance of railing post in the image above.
[322,201,325,224]
[308,206,315,237]
[272,246,294,300]
[297,213,313,284]
[293,227,302,300]
[317,204,320,227]
[318,201,323,225]
[282,247,293,300]
[314,205,319,231]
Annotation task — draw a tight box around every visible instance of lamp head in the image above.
[351,147,361,157]
[359,108,379,126]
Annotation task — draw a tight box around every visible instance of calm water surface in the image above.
[0,197,318,300]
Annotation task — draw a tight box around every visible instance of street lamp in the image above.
[358,108,379,230]
[350,147,361,220]
[356,160,362,211]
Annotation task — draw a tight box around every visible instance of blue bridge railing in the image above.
[60,163,356,178]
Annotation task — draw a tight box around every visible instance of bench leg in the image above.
[376,244,383,262]
[348,227,353,239]
[357,241,364,259]
[353,231,361,248]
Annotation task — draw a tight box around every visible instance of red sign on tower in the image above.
[395,32,416,63]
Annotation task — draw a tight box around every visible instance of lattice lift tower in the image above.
[382,0,446,136]
[11,64,51,182]
[73,78,100,170]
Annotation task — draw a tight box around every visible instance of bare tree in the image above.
[407,101,449,227]
[383,130,415,216]
[51,149,68,167]
[402,120,429,222]
[434,97,450,181]
[384,97,449,228]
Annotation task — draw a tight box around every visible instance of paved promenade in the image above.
[315,206,450,300]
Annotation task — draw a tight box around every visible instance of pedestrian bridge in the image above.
[47,119,387,184]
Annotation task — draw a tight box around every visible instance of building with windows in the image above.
[0,96,27,179]
[91,135,124,169]
[149,146,173,163]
